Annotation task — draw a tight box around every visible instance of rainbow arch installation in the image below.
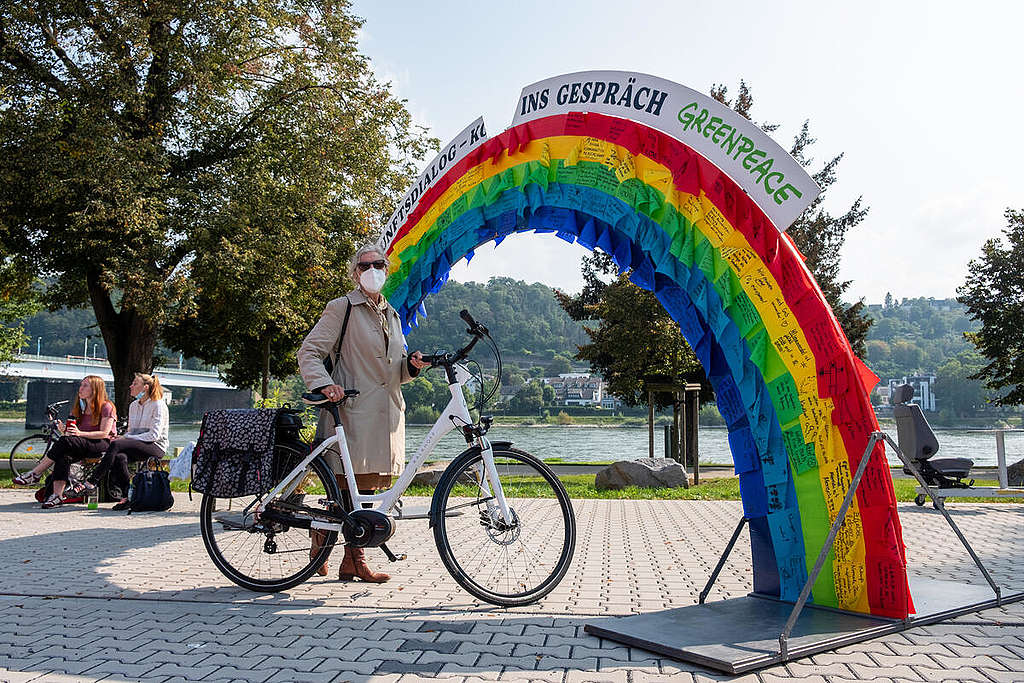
[378,72,914,620]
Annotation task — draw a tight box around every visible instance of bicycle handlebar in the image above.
[421,310,489,369]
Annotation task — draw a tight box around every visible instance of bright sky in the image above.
[353,0,1021,304]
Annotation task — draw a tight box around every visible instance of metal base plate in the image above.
[584,576,1024,675]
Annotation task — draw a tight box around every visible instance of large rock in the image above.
[1007,458,1024,486]
[595,458,688,490]
[411,461,448,488]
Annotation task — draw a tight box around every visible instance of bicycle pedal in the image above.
[380,543,406,562]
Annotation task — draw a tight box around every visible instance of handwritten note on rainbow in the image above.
[378,72,914,620]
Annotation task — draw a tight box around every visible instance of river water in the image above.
[2,421,1019,468]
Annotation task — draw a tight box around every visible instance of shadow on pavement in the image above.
[0,594,671,683]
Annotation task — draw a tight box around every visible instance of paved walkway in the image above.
[0,490,1021,682]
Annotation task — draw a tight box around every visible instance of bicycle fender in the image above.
[426,440,513,528]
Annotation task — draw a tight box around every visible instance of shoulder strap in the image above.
[324,296,353,375]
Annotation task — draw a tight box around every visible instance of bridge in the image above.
[3,354,230,389]
[3,355,248,427]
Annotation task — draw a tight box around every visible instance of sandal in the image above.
[67,481,96,497]
[41,493,66,509]
[13,471,41,486]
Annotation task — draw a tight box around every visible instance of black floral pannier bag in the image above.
[191,409,279,497]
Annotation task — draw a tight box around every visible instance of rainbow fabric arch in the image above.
[380,106,913,619]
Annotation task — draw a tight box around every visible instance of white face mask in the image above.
[359,267,387,293]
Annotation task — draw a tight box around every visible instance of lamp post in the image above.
[36,337,41,357]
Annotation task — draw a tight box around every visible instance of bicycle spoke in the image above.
[433,447,575,606]
[200,452,340,592]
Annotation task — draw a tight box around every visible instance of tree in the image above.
[958,209,1024,405]
[546,356,572,376]
[555,252,707,409]
[711,81,873,355]
[934,353,986,417]
[510,380,544,414]
[402,376,436,413]
[1,0,434,409]
[0,261,38,366]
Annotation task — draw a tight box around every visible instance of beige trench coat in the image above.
[297,288,417,476]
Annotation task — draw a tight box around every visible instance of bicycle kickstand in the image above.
[380,543,406,562]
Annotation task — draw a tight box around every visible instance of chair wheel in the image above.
[914,494,927,507]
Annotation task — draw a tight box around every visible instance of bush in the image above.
[407,405,438,424]
[699,404,725,426]
[556,411,574,424]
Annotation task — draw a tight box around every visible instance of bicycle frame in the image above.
[261,361,513,531]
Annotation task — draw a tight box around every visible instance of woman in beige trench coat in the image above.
[298,244,427,582]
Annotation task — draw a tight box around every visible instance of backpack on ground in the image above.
[127,457,174,513]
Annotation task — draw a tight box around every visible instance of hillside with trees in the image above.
[403,277,588,365]
[864,296,979,379]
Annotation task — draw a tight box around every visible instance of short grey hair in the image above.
[348,244,387,285]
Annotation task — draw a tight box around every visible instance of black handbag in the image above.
[127,457,174,513]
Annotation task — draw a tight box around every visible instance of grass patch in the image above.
[2,473,1020,503]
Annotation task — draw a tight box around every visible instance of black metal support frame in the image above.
[695,430,1006,660]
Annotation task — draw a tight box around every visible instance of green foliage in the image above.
[1,0,435,408]
[934,353,987,418]
[407,405,438,425]
[510,380,544,414]
[405,278,585,361]
[546,356,572,375]
[958,209,1024,405]
[555,252,707,410]
[0,379,25,402]
[711,81,873,355]
[0,262,39,366]
[864,297,980,380]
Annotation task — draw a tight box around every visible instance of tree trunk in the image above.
[87,272,158,416]
[261,331,271,402]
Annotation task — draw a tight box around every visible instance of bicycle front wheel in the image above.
[199,449,342,592]
[9,434,50,481]
[432,446,576,607]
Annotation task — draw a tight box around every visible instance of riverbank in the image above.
[3,401,1021,430]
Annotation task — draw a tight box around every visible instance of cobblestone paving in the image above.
[0,490,1021,682]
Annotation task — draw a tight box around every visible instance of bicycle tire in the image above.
[432,446,576,607]
[9,434,50,482]
[199,450,342,592]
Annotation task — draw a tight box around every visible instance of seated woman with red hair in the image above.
[14,375,117,508]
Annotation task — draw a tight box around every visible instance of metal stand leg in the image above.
[882,433,1002,604]
[699,517,748,604]
[777,431,881,658]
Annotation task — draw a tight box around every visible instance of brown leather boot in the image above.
[310,530,329,576]
[339,546,390,583]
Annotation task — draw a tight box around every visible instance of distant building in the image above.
[601,396,624,410]
[542,373,605,406]
[888,375,937,412]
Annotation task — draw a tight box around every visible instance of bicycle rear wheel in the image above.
[9,435,49,481]
[199,449,342,592]
[432,446,576,607]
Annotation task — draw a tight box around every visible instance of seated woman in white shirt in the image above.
[69,373,169,509]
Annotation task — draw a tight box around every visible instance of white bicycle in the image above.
[199,310,576,607]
